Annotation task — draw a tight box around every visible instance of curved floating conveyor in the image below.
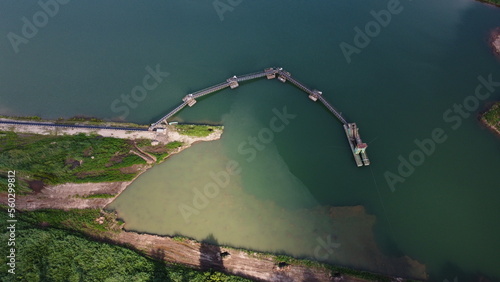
[149,67,369,167]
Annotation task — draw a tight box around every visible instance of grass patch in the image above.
[0,173,31,194]
[138,141,185,163]
[166,141,183,149]
[79,193,116,199]
[0,115,42,121]
[109,154,146,168]
[152,152,169,163]
[18,208,114,234]
[0,133,144,185]
[67,116,104,122]
[175,124,222,137]
[135,139,153,147]
[172,236,187,242]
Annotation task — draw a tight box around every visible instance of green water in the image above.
[1,0,500,280]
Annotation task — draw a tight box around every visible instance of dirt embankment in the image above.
[106,231,352,282]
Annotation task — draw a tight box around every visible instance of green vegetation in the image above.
[172,236,188,242]
[166,141,183,150]
[0,132,146,190]
[0,171,31,193]
[0,208,249,282]
[175,124,222,137]
[135,139,153,147]
[135,140,184,163]
[478,0,500,6]
[483,102,500,131]
[17,208,115,234]
[67,116,104,122]
[109,154,145,168]
[0,115,42,121]
[79,193,116,199]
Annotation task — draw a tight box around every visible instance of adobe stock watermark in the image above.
[178,106,297,223]
[313,235,341,260]
[7,0,71,54]
[385,74,500,192]
[5,170,17,275]
[339,0,409,64]
[213,0,242,21]
[110,64,170,120]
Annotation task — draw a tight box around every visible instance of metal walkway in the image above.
[148,67,370,166]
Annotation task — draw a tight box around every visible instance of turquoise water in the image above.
[1,0,500,280]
